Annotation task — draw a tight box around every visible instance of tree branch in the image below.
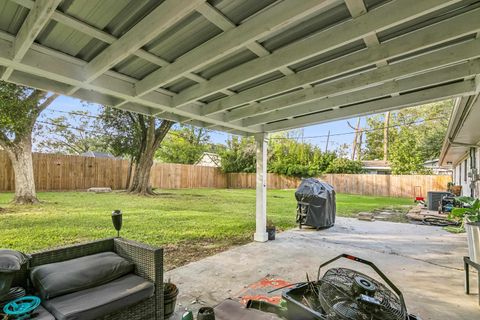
[38,93,59,113]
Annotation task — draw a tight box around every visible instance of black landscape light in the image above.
[111,210,122,237]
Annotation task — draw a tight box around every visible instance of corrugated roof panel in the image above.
[114,56,159,80]
[364,0,392,10]
[260,2,351,52]
[36,21,98,58]
[0,1,29,35]
[196,48,258,80]
[164,77,198,93]
[58,0,129,31]
[103,0,165,37]
[289,39,366,73]
[200,92,228,104]
[35,0,130,59]
[145,11,222,62]
[209,0,278,25]
[76,38,109,62]
[230,70,284,93]
[378,0,480,42]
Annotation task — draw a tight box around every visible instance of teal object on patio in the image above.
[182,311,194,320]
[3,296,41,319]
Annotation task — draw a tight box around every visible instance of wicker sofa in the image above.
[12,238,164,320]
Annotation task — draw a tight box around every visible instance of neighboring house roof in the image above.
[440,96,480,166]
[81,151,115,158]
[362,160,392,171]
[194,152,221,167]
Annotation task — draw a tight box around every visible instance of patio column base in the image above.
[254,232,269,242]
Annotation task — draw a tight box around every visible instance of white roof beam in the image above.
[243,60,480,126]
[1,0,61,81]
[173,0,464,108]
[135,0,337,97]
[264,80,477,132]
[10,0,172,68]
[196,2,292,75]
[345,0,387,67]
[224,38,480,122]
[0,35,257,134]
[202,6,480,116]
[84,0,203,82]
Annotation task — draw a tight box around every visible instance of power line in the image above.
[43,108,230,137]
[270,116,445,140]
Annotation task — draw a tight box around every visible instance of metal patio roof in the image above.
[0,0,480,135]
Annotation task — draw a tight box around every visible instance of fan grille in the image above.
[318,268,407,320]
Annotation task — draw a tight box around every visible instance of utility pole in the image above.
[351,117,361,160]
[325,130,330,153]
[357,129,363,160]
[383,111,390,161]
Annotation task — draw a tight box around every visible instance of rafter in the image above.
[172,0,463,108]
[242,60,480,127]
[135,0,337,97]
[84,0,203,82]
[196,2,293,75]
[264,81,477,132]
[222,38,480,122]
[201,7,480,116]
[1,0,61,81]
[0,34,259,134]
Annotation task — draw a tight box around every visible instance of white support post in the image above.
[254,133,269,242]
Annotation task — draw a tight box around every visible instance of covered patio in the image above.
[167,218,478,319]
[1,0,480,242]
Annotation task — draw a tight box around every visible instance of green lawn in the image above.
[0,190,411,269]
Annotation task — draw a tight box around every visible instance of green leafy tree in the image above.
[35,109,108,155]
[99,107,174,195]
[268,133,336,177]
[220,136,256,173]
[364,100,453,174]
[0,82,58,204]
[220,133,338,177]
[156,125,211,164]
[325,158,364,174]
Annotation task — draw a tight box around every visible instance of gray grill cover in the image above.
[295,178,336,228]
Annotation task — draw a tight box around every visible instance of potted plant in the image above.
[266,219,276,241]
[164,279,179,319]
[447,182,454,193]
[449,197,480,263]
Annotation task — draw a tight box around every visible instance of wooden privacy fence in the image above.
[0,151,450,197]
[0,151,226,191]
[225,173,451,198]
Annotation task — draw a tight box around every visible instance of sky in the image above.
[40,95,369,153]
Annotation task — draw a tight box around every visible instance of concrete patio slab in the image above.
[167,218,479,320]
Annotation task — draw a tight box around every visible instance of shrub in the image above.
[324,158,364,174]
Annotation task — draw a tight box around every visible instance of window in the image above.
[465,159,468,182]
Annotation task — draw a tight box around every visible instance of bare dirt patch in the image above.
[164,237,250,271]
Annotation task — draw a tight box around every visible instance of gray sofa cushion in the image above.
[0,249,27,272]
[33,305,56,320]
[30,252,134,299]
[42,274,154,320]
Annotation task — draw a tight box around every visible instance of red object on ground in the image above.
[236,276,294,305]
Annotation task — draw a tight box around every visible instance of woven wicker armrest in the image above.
[113,238,164,319]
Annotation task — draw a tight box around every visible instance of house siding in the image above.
[453,148,480,197]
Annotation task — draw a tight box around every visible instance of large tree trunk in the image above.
[128,118,174,195]
[6,137,39,204]
[128,147,156,195]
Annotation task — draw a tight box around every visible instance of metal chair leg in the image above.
[465,256,470,294]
